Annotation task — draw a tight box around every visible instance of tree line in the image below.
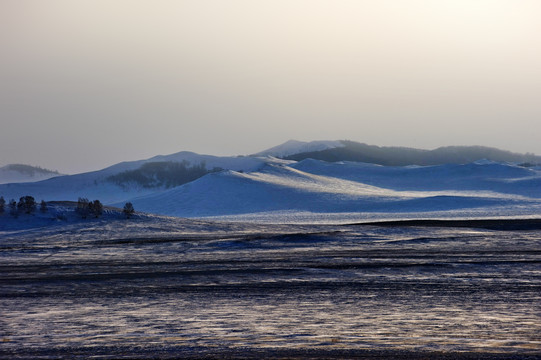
[107,160,220,189]
[0,196,135,219]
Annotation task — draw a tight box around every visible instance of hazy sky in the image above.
[1,0,540,173]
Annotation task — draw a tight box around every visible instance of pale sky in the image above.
[1,0,540,174]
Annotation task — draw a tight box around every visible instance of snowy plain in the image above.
[1,212,540,358]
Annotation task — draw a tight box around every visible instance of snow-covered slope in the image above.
[0,164,62,184]
[291,159,541,197]
[2,149,540,223]
[256,140,344,157]
[117,160,541,220]
[0,154,290,204]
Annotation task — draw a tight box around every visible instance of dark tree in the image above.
[91,200,103,218]
[9,199,17,217]
[18,196,36,214]
[76,197,90,219]
[123,202,134,219]
[0,196,5,214]
[40,200,48,213]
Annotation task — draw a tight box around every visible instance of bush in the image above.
[0,196,5,214]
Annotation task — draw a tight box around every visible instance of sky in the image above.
[1,0,540,174]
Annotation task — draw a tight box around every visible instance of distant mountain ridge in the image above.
[282,140,541,166]
[255,140,344,157]
[0,164,62,184]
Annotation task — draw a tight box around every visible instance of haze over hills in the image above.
[255,140,345,158]
[1,140,540,223]
[283,140,541,166]
[0,164,62,185]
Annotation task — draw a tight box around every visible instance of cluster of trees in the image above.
[76,198,135,219]
[0,195,43,217]
[76,198,104,219]
[0,195,135,219]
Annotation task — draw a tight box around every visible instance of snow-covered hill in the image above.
[0,164,62,184]
[0,153,290,204]
[116,159,541,221]
[2,146,541,223]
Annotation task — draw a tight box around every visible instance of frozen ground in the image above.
[1,216,540,359]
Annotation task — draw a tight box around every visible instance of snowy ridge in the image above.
[103,151,276,174]
[256,140,344,157]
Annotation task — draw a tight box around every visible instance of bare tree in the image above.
[18,196,36,214]
[91,200,103,218]
[40,200,48,213]
[76,198,90,219]
[9,199,17,217]
[123,202,134,219]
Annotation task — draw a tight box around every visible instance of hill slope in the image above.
[117,160,541,221]
[0,154,289,204]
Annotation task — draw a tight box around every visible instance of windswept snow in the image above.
[256,139,344,157]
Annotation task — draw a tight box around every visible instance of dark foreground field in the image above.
[1,218,540,359]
